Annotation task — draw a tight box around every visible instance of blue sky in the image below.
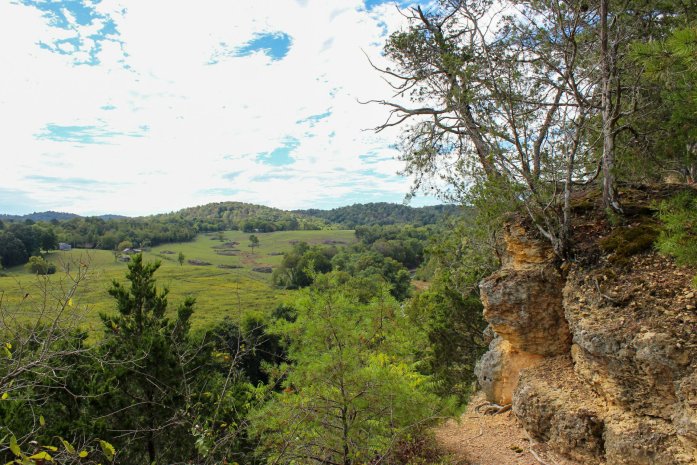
[0,0,438,216]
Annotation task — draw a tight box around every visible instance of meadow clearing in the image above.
[0,229,356,335]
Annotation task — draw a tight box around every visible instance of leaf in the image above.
[41,445,57,452]
[39,415,45,427]
[28,451,53,462]
[67,298,73,307]
[59,438,75,454]
[78,450,88,458]
[99,440,115,460]
[9,435,20,457]
[1,393,8,400]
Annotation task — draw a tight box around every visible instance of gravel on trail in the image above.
[434,392,582,465]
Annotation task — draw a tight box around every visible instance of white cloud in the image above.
[0,0,438,216]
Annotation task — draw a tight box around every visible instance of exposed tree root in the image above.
[474,401,512,415]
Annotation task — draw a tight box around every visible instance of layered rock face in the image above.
[475,221,697,464]
[475,221,571,404]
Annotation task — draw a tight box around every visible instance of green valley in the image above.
[0,229,357,333]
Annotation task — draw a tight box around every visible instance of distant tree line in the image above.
[158,202,328,232]
[295,202,461,228]
[0,202,462,269]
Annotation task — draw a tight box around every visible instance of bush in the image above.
[25,256,56,275]
[656,191,697,265]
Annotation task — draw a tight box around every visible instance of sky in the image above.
[0,0,441,217]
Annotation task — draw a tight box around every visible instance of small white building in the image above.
[58,243,72,251]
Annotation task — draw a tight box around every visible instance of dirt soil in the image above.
[434,392,581,465]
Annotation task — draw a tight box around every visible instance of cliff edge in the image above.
[474,186,697,465]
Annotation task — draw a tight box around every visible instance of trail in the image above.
[434,393,581,465]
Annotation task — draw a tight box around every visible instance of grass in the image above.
[0,230,356,336]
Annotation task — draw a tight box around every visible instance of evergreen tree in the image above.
[96,254,199,464]
[251,274,454,465]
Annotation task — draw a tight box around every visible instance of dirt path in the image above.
[434,393,580,465]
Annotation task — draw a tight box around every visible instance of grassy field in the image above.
[0,230,355,335]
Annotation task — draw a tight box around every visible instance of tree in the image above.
[178,251,185,266]
[25,256,56,275]
[599,0,620,211]
[371,0,689,255]
[38,227,58,251]
[331,249,412,300]
[248,234,259,251]
[251,274,453,465]
[96,254,200,464]
[116,240,133,251]
[0,231,29,268]
[370,0,598,257]
[273,242,334,289]
[631,24,697,182]
[7,224,41,257]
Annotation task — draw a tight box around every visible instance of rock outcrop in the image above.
[476,220,571,403]
[475,219,697,464]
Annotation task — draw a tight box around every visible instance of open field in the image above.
[0,229,356,334]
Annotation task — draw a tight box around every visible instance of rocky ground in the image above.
[435,392,581,465]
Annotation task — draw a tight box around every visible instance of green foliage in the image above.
[0,263,109,465]
[0,231,29,268]
[170,201,327,232]
[208,314,288,386]
[250,274,456,465]
[248,234,260,250]
[356,224,434,269]
[95,254,202,464]
[25,256,57,275]
[631,25,697,181]
[656,190,697,265]
[406,286,486,402]
[423,201,501,298]
[273,242,335,289]
[1,433,113,465]
[404,206,494,401]
[116,240,133,250]
[331,248,412,300]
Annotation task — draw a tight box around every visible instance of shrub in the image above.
[25,256,56,275]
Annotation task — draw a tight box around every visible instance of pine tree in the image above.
[97,254,198,464]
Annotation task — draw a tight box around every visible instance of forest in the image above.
[2,0,696,463]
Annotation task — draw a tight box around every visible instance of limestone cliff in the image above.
[475,207,697,464]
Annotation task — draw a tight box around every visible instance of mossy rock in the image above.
[599,223,659,263]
